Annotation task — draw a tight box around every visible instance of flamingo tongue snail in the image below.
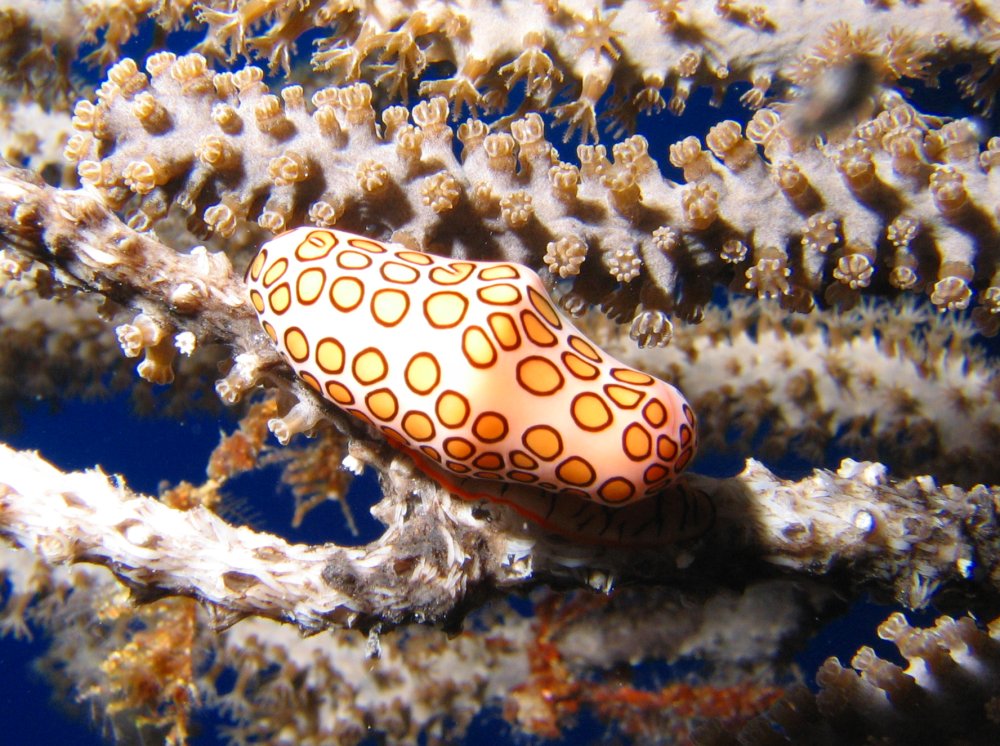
[246,227,709,546]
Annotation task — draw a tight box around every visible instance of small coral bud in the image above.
[705,120,757,171]
[930,275,972,311]
[470,182,498,214]
[883,129,925,176]
[171,53,213,94]
[212,103,243,134]
[832,243,876,289]
[669,86,689,114]
[258,210,287,233]
[131,91,170,132]
[613,136,652,172]
[71,100,103,134]
[280,85,305,111]
[630,309,673,348]
[313,106,344,140]
[775,160,811,203]
[652,226,681,254]
[634,75,667,114]
[748,5,771,29]
[213,71,237,97]
[95,79,120,105]
[745,108,788,159]
[204,203,238,238]
[411,97,450,138]
[107,57,148,98]
[116,313,164,357]
[420,172,462,213]
[676,49,701,77]
[394,124,424,160]
[268,150,310,186]
[137,338,177,385]
[577,144,610,179]
[233,65,266,97]
[356,160,391,193]
[833,140,877,190]
[886,215,919,249]
[889,255,920,290]
[123,156,168,195]
[668,136,711,182]
[144,52,176,78]
[544,235,588,278]
[255,95,292,137]
[740,73,771,108]
[801,213,839,254]
[511,113,550,161]
[602,169,641,217]
[649,0,681,28]
[606,244,642,283]
[338,83,376,128]
[196,134,239,171]
[931,261,974,311]
[269,399,323,445]
[927,120,980,163]
[63,133,94,163]
[681,182,719,229]
[484,133,517,173]
[381,106,409,138]
[745,247,790,299]
[549,163,580,200]
[500,190,533,228]
[980,137,1000,171]
[559,290,589,318]
[308,197,344,227]
[720,239,748,264]
[215,353,263,404]
[929,165,969,217]
[979,286,1000,315]
[457,120,489,157]
[311,87,339,109]
[174,331,197,357]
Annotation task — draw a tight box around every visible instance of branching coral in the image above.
[698,611,1000,745]
[192,1,1000,135]
[585,298,1000,486]
[2,1,1000,743]
[68,51,1000,348]
[3,429,999,628]
[4,535,836,744]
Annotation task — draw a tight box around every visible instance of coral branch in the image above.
[66,53,1000,345]
[700,611,1000,745]
[1,439,996,635]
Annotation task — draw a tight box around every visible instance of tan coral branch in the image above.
[1,439,997,634]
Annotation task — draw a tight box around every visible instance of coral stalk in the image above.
[2,439,996,633]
